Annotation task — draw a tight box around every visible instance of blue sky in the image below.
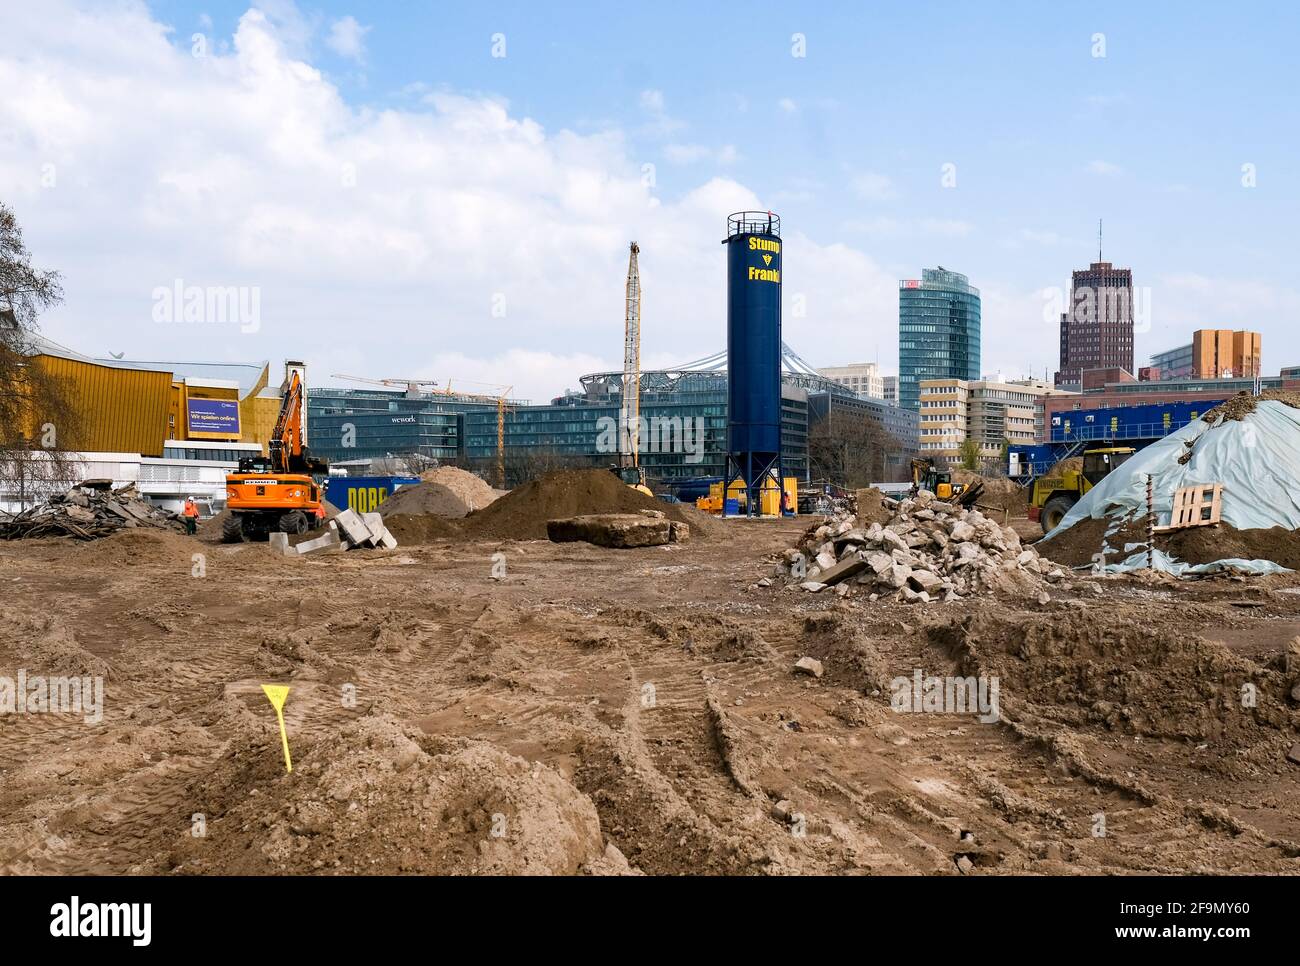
[3,1,1298,397]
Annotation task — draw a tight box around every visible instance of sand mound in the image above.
[379,481,473,519]
[419,467,503,510]
[459,469,695,541]
[1,614,113,678]
[951,470,1027,514]
[77,528,204,567]
[165,715,610,875]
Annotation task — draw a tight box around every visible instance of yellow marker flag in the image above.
[261,684,292,773]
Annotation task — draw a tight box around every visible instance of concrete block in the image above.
[362,512,386,547]
[295,529,342,555]
[333,508,373,547]
[268,532,291,555]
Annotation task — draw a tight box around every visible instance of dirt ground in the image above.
[2,509,1299,876]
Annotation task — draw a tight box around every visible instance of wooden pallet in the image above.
[1156,483,1223,532]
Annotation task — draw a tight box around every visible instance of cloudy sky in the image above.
[2,0,1297,401]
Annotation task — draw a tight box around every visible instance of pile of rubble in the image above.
[0,485,183,541]
[773,489,1065,603]
[269,508,398,556]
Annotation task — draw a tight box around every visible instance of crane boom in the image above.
[620,242,641,468]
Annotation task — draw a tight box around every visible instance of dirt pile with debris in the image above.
[387,469,701,544]
[774,489,1064,602]
[1202,388,1300,424]
[951,470,1028,515]
[0,486,183,541]
[160,715,620,875]
[933,611,1297,750]
[1038,515,1300,571]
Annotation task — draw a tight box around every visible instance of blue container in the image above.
[1050,400,1224,444]
[723,498,740,516]
[325,475,419,515]
[725,212,782,460]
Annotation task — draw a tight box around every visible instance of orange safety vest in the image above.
[183,501,199,518]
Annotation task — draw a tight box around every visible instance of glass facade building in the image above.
[898,267,981,412]
[307,373,812,489]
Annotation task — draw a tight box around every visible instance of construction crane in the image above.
[620,242,641,470]
[331,374,514,488]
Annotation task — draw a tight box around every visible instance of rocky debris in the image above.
[794,656,824,678]
[775,493,1064,603]
[332,508,398,551]
[0,485,184,541]
[546,513,688,549]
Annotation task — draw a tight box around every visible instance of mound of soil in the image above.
[458,469,696,541]
[951,470,1028,515]
[418,467,503,510]
[1038,516,1300,570]
[164,715,611,875]
[379,481,472,519]
[853,487,894,527]
[932,612,1291,745]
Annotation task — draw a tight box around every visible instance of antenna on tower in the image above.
[1098,219,1103,262]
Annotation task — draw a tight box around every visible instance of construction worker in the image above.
[182,496,200,535]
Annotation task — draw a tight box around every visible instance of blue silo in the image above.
[724,211,782,516]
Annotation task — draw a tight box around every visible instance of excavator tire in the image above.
[279,510,309,535]
[221,514,244,543]
[1040,494,1078,535]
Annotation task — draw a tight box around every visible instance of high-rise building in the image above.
[815,362,885,399]
[1192,329,1262,378]
[898,267,981,411]
[1054,261,1134,390]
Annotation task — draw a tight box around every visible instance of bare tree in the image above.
[0,202,82,510]
[808,413,903,489]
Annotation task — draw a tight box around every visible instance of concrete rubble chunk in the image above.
[295,529,342,555]
[799,581,828,593]
[333,508,374,547]
[268,532,292,555]
[546,514,671,548]
[908,570,943,593]
[815,550,837,571]
[816,550,870,586]
[867,551,894,575]
[948,521,977,542]
[794,656,824,678]
[668,521,690,543]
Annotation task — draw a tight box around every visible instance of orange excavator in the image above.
[222,361,329,542]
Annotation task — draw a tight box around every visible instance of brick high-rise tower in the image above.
[1054,260,1134,389]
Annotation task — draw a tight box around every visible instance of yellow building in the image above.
[919,377,1072,464]
[25,335,283,457]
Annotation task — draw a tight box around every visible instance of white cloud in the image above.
[777,97,797,114]
[326,15,370,63]
[7,2,1143,401]
[850,171,897,201]
[1086,159,1122,176]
